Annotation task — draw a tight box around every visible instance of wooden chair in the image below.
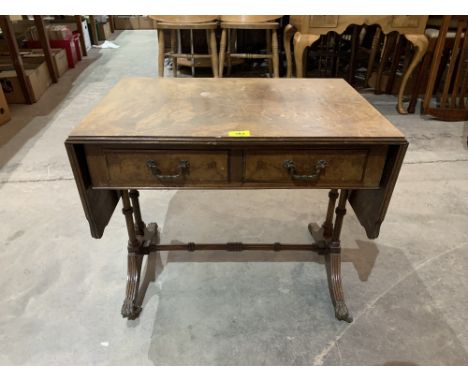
[218,16,281,77]
[150,16,219,77]
[407,18,467,116]
[419,16,467,120]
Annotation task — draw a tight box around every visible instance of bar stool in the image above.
[150,16,219,77]
[218,16,281,77]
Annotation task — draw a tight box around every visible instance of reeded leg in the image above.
[327,189,353,323]
[293,33,320,78]
[219,28,227,77]
[283,24,295,78]
[272,29,279,78]
[157,29,165,77]
[121,190,143,319]
[397,34,429,114]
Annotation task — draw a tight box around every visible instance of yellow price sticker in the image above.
[228,130,251,137]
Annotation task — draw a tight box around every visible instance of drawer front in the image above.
[244,148,387,187]
[87,149,229,187]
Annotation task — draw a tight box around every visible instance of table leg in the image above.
[283,24,296,78]
[121,190,158,319]
[308,189,352,322]
[323,189,339,239]
[328,189,352,323]
[293,33,321,78]
[129,190,145,236]
[397,34,429,114]
[121,190,142,319]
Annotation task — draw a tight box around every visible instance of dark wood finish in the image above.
[0,16,34,104]
[66,78,407,322]
[75,15,88,57]
[33,16,58,83]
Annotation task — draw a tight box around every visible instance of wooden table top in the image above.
[70,77,405,142]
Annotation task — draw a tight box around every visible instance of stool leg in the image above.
[157,29,165,77]
[190,29,195,77]
[207,29,219,77]
[226,29,232,76]
[266,29,273,75]
[171,29,177,77]
[219,28,227,77]
[228,29,237,76]
[272,29,279,78]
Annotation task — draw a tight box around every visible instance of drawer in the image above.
[86,148,229,187]
[244,148,388,187]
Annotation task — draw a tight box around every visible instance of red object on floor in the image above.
[26,37,77,68]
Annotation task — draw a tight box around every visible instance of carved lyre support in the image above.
[327,189,353,323]
[121,190,143,319]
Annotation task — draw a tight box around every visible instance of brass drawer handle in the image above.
[146,159,190,180]
[283,159,328,181]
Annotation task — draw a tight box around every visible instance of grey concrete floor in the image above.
[0,30,467,365]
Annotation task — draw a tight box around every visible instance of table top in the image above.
[70,77,405,143]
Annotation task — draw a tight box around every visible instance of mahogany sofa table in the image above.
[65,77,407,322]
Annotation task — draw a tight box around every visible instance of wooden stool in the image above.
[218,16,281,77]
[150,16,219,77]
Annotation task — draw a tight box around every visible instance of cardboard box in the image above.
[0,86,11,126]
[0,57,52,103]
[25,24,73,41]
[114,16,140,30]
[0,49,68,77]
[138,16,156,29]
[97,22,112,41]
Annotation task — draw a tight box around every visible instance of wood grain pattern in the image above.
[244,148,386,187]
[69,78,404,141]
[94,149,229,187]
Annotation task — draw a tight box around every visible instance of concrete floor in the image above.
[0,30,467,365]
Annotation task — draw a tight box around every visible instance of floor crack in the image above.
[0,177,74,184]
[405,158,468,165]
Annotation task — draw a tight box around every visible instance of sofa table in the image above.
[65,77,407,322]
